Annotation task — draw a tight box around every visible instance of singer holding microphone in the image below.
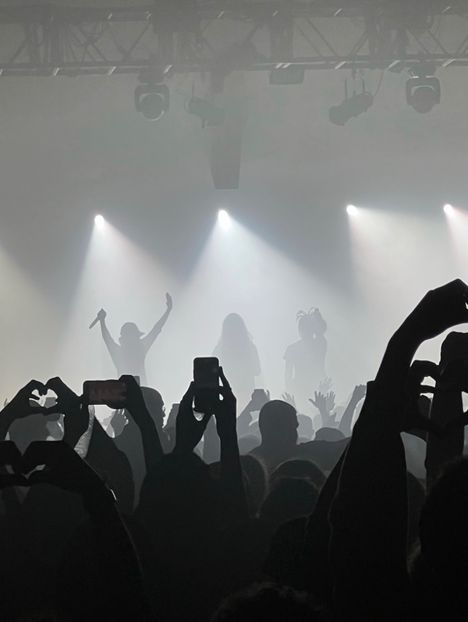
[89,293,173,385]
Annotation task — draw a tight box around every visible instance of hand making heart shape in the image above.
[2,378,90,449]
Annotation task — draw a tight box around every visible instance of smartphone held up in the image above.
[193,357,220,413]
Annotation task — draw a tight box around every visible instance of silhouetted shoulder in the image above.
[284,340,303,360]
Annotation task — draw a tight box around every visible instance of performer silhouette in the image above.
[91,293,173,385]
[284,307,327,409]
[213,313,261,407]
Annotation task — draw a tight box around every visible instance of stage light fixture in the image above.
[346,204,358,216]
[406,76,440,113]
[329,77,374,126]
[444,203,454,215]
[135,84,170,120]
[406,64,440,114]
[94,214,105,227]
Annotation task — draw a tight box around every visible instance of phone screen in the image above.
[83,380,127,406]
[193,357,219,412]
[194,357,220,388]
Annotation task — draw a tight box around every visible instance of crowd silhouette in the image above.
[3,279,468,620]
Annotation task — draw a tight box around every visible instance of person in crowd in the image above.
[4,278,468,622]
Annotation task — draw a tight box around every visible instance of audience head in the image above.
[212,583,321,622]
[258,400,298,448]
[260,477,319,530]
[137,452,220,531]
[314,427,345,442]
[270,459,325,491]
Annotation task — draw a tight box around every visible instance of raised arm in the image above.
[330,280,468,620]
[141,292,173,353]
[121,375,164,474]
[338,384,366,437]
[214,368,248,521]
[0,380,49,440]
[425,332,467,487]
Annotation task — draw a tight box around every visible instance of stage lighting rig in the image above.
[329,77,374,126]
[135,84,170,120]
[268,7,304,85]
[135,66,170,121]
[406,64,440,114]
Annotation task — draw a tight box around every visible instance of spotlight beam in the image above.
[218,209,232,230]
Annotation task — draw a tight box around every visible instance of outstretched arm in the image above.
[338,384,366,437]
[0,380,49,440]
[425,332,466,487]
[141,292,173,353]
[121,375,164,473]
[330,280,468,620]
[215,368,248,521]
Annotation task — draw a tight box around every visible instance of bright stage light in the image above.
[94,214,105,228]
[218,209,232,230]
[443,203,454,216]
[346,204,358,216]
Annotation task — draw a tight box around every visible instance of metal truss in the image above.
[1,2,468,78]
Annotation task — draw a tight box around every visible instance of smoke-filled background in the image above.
[1,2,468,407]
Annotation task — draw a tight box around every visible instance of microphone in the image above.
[89,315,100,330]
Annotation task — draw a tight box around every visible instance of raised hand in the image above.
[281,392,296,408]
[46,377,89,448]
[325,390,336,413]
[402,279,468,343]
[117,375,146,420]
[248,388,270,411]
[309,391,328,413]
[174,383,211,454]
[46,377,80,412]
[402,360,441,435]
[214,368,237,440]
[166,292,173,311]
[310,390,337,427]
[97,308,107,322]
[352,384,367,403]
[318,377,333,394]
[2,380,48,420]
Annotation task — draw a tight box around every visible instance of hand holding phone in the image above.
[440,332,468,391]
[82,380,127,408]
